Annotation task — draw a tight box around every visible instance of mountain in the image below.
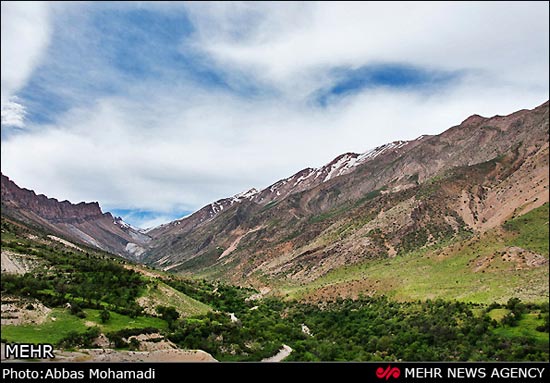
[1,102,548,299]
[1,174,150,258]
[1,102,547,362]
[146,188,260,239]
[146,139,428,242]
[140,101,549,290]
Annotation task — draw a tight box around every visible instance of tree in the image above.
[156,305,180,330]
[100,309,110,324]
[536,314,549,333]
[69,302,86,318]
[506,298,525,316]
[107,333,126,349]
[156,306,180,325]
[129,338,140,351]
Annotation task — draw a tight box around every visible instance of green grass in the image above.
[493,313,549,344]
[259,200,279,212]
[285,229,548,304]
[0,308,167,345]
[504,203,549,256]
[1,309,87,344]
[308,204,352,223]
[0,231,19,242]
[284,203,549,304]
[84,309,167,332]
[487,308,511,321]
[138,282,211,317]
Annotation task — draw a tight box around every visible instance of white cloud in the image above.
[185,2,549,96]
[1,1,51,103]
[1,79,546,218]
[1,97,26,128]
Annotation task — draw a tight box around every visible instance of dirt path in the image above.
[219,226,264,259]
[1,251,37,274]
[47,235,84,252]
[261,344,293,362]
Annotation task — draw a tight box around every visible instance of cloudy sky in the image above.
[1,1,548,228]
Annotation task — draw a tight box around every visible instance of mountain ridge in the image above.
[139,101,548,286]
[148,101,548,237]
[1,174,151,258]
[1,101,548,289]
[146,136,428,239]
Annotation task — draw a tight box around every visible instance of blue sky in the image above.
[315,64,462,106]
[1,2,548,228]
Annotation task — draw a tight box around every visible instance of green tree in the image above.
[100,309,110,323]
[156,306,180,329]
[129,338,140,351]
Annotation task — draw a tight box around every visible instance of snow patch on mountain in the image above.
[231,188,259,202]
[324,153,360,182]
[271,140,412,194]
[113,217,142,232]
[293,168,316,186]
[147,138,418,231]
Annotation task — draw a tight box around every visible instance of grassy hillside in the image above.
[137,282,210,318]
[284,204,549,304]
[1,308,167,344]
[504,202,549,256]
[1,217,210,349]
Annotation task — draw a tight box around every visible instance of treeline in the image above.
[2,218,547,361]
[163,277,254,312]
[162,290,549,361]
[284,298,548,361]
[1,233,146,316]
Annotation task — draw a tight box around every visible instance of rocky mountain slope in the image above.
[146,138,429,241]
[1,102,548,293]
[140,101,549,286]
[1,174,150,258]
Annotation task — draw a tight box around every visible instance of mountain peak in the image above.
[1,174,150,257]
[233,188,260,200]
[142,102,549,281]
[461,114,486,126]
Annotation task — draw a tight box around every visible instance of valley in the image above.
[1,103,549,361]
[1,210,548,362]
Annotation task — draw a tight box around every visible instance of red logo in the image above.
[376,365,401,380]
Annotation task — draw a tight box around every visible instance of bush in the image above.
[69,302,85,317]
[129,338,140,351]
[57,327,100,349]
[536,314,549,333]
[156,306,179,324]
[100,309,110,323]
